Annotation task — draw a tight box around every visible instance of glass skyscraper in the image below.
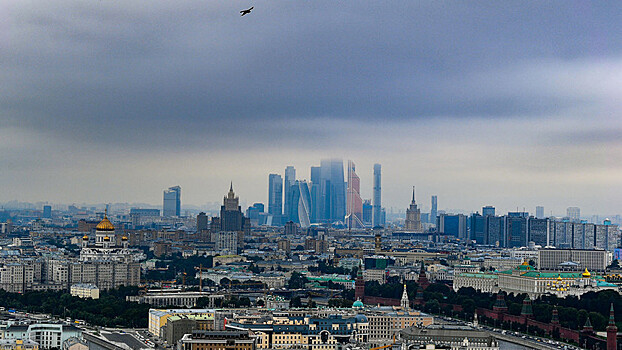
[268,174,283,216]
[283,166,296,221]
[310,166,321,223]
[372,164,382,228]
[286,180,312,229]
[430,195,437,224]
[346,160,364,229]
[163,186,181,217]
[318,159,346,224]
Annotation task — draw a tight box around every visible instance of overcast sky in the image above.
[1,1,621,216]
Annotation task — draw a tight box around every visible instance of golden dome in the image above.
[582,268,591,278]
[96,214,114,231]
[557,274,563,281]
[103,236,111,241]
[122,236,128,241]
[82,235,89,240]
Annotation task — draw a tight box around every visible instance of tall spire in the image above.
[412,186,415,203]
[230,181,234,192]
[401,283,409,310]
[607,303,617,350]
[583,316,593,333]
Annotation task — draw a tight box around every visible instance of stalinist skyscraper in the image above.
[405,187,422,232]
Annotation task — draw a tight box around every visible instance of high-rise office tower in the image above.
[536,206,544,219]
[268,174,283,216]
[482,206,495,217]
[372,164,382,227]
[42,205,52,219]
[430,195,437,224]
[470,213,485,244]
[286,180,312,229]
[362,200,372,225]
[405,187,422,232]
[283,166,296,221]
[310,166,321,223]
[567,207,580,221]
[318,159,346,223]
[506,216,528,248]
[346,160,364,229]
[485,215,505,247]
[163,186,181,217]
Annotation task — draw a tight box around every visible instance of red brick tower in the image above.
[355,264,365,302]
[607,303,617,350]
[417,261,430,289]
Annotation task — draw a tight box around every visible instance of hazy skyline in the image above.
[2,1,621,216]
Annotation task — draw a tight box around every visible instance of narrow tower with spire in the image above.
[400,283,410,310]
[405,186,422,232]
[607,303,617,350]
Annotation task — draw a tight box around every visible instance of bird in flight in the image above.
[240,7,253,16]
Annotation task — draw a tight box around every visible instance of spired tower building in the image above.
[212,183,250,252]
[401,283,410,310]
[405,187,422,232]
[221,183,243,231]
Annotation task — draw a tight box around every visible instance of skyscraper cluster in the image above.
[465,207,620,250]
[267,159,384,228]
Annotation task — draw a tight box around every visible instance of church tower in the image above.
[400,283,409,310]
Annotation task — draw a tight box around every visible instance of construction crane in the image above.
[195,264,209,292]
[370,334,396,350]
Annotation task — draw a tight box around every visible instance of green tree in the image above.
[287,272,308,289]
[290,296,302,308]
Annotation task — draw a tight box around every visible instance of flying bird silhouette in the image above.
[240,7,253,16]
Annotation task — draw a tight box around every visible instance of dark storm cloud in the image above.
[3,0,622,151]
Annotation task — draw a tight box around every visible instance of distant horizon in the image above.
[1,197,618,221]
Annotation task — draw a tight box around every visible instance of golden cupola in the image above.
[96,210,115,231]
[582,268,591,278]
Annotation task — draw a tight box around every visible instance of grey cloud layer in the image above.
[1,0,622,212]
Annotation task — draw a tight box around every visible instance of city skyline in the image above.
[2,165,619,221]
[1,1,621,216]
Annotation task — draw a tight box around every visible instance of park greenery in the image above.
[0,286,150,328]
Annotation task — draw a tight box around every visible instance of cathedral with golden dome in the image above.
[79,210,139,264]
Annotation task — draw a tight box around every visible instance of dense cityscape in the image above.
[0,159,620,350]
[3,1,622,350]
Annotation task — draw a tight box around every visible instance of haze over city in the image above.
[2,1,621,216]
